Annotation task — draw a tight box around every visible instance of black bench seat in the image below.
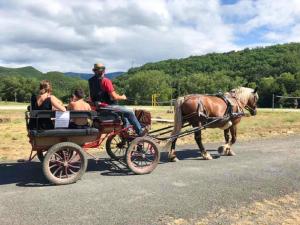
[29,128,99,137]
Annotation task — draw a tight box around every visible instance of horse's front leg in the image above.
[218,128,231,155]
[168,138,179,162]
[194,129,213,160]
[225,125,237,156]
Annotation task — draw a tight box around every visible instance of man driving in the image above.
[88,63,146,136]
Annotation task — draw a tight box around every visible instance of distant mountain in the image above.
[64,71,124,80]
[0,66,43,77]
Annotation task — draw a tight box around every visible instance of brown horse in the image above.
[166,87,259,161]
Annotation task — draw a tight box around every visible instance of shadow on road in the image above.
[0,159,113,187]
[0,148,220,187]
[160,148,220,162]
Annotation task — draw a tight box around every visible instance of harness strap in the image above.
[215,93,233,117]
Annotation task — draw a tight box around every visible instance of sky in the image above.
[0,0,300,73]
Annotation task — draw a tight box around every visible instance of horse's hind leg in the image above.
[194,129,212,160]
[168,138,179,162]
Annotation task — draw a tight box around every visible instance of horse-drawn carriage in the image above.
[25,87,258,185]
[25,104,159,185]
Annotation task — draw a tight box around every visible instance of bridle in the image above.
[229,91,257,116]
[244,94,258,115]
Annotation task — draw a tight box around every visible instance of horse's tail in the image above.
[164,96,185,151]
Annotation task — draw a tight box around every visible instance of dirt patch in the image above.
[0,118,11,123]
[165,192,300,225]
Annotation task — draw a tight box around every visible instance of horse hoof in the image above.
[168,157,179,162]
[218,146,225,154]
[227,150,236,156]
[202,153,213,160]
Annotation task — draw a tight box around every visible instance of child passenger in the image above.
[68,89,91,129]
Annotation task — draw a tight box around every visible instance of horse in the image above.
[166,87,259,161]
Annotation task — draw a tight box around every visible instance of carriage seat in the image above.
[29,128,99,137]
[27,110,98,130]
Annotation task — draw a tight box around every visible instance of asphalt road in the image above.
[0,135,299,225]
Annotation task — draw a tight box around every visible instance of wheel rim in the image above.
[110,135,128,158]
[129,141,157,168]
[49,148,82,180]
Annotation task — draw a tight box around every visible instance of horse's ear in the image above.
[253,87,258,93]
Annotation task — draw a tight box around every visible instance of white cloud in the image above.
[0,0,238,72]
[221,0,300,45]
[2,0,299,73]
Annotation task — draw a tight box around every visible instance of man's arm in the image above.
[109,91,127,101]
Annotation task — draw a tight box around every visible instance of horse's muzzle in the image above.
[249,108,257,116]
[246,106,257,116]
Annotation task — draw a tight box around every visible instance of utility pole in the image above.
[14,91,17,102]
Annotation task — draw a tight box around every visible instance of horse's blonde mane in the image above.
[230,87,258,105]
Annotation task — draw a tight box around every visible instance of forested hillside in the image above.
[115,43,300,107]
[1,43,300,107]
[0,67,88,102]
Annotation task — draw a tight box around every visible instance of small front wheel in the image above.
[42,142,87,185]
[106,133,129,160]
[126,137,160,175]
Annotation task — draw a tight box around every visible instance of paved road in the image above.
[0,135,299,225]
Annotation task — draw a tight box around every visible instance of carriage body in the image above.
[25,107,159,185]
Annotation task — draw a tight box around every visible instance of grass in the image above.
[166,192,300,225]
[0,101,29,106]
[0,107,299,161]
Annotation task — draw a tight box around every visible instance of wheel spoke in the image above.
[54,153,63,160]
[49,163,60,169]
[69,164,81,169]
[68,151,78,163]
[65,167,69,178]
[144,156,153,163]
[62,149,68,161]
[68,167,77,175]
[52,165,63,176]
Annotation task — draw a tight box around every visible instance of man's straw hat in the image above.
[93,63,105,71]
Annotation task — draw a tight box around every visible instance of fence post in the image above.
[272,94,274,111]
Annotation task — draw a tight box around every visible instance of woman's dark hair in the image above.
[39,80,52,95]
[73,88,85,99]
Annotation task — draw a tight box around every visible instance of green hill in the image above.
[0,67,88,102]
[124,43,300,80]
[0,66,43,77]
[115,43,300,107]
[1,43,300,107]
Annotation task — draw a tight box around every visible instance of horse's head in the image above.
[231,87,259,116]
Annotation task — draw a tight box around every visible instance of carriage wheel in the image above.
[42,142,87,185]
[126,137,160,175]
[106,133,129,160]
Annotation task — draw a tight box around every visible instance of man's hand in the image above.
[110,91,127,101]
[121,94,127,100]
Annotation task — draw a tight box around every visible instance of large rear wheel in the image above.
[42,142,87,185]
[126,137,160,175]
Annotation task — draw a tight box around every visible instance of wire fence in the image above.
[272,94,300,109]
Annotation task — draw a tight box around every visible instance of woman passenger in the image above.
[31,80,66,129]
